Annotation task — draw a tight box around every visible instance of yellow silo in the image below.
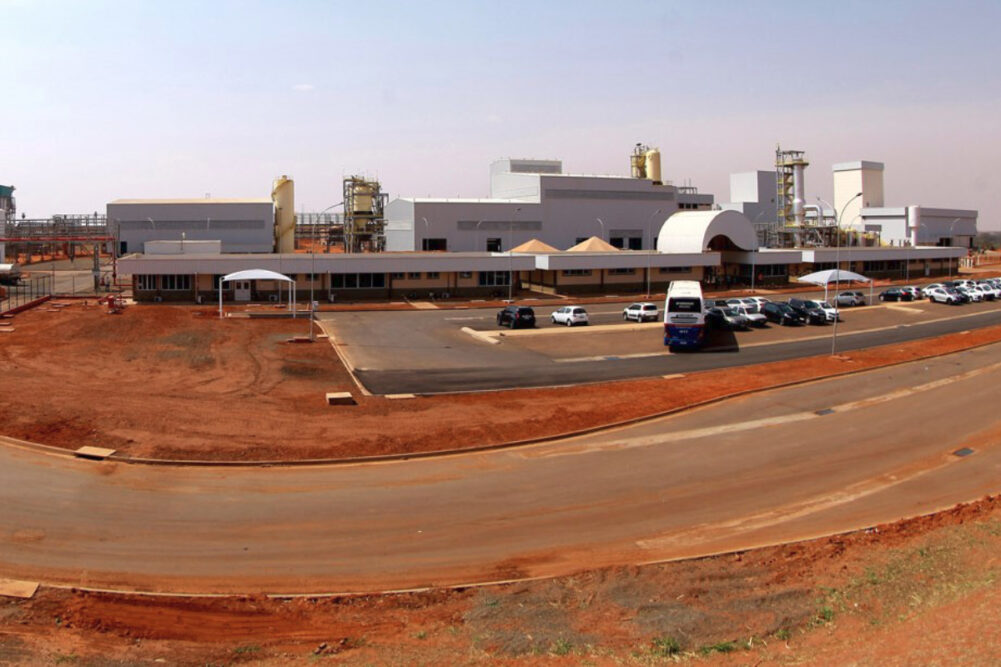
[272,175,295,253]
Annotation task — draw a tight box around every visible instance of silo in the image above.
[644,149,662,184]
[272,175,295,253]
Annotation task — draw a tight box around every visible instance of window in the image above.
[757,264,788,277]
[561,269,592,277]
[610,237,624,249]
[426,272,440,279]
[136,275,156,290]
[575,237,588,245]
[458,271,472,279]
[330,273,387,289]
[390,272,405,279]
[161,275,191,291]
[408,272,421,279]
[659,266,691,274]
[627,237,643,250]
[422,238,447,251]
[608,268,635,275]
[486,238,502,252]
[299,273,320,282]
[478,271,511,286]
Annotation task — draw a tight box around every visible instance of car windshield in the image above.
[820,302,834,308]
[804,301,820,308]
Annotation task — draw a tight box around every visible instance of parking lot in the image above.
[317,290,1001,395]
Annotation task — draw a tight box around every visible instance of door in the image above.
[235,280,251,301]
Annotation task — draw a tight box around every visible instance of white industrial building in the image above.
[108,198,276,255]
[385,157,713,253]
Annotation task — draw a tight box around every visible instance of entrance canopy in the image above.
[220,269,294,283]
[797,269,871,285]
[218,269,296,318]
[797,269,873,304]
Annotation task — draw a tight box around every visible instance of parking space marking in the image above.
[885,304,924,314]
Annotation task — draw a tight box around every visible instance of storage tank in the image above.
[792,163,806,226]
[272,175,295,253]
[644,149,662,184]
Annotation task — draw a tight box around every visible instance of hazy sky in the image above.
[4,0,999,228]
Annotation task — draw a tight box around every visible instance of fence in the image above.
[0,275,53,314]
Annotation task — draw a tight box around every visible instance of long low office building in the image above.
[118,210,968,303]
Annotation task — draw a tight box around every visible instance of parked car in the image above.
[762,301,806,325]
[623,302,659,322]
[921,283,947,298]
[976,281,1000,300]
[836,291,866,307]
[705,306,749,330]
[726,297,762,314]
[496,305,536,328]
[956,286,983,302]
[731,304,767,327]
[550,305,589,326]
[925,287,963,305]
[816,301,840,322]
[747,296,771,311]
[878,287,913,302]
[787,298,829,324]
[900,286,922,300]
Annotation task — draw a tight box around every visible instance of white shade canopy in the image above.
[797,269,871,285]
[220,269,294,283]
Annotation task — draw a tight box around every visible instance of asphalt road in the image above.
[323,300,1001,395]
[2,343,1001,595]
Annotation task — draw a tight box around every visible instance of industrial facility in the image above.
[0,143,980,305]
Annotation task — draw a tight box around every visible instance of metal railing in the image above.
[0,275,53,314]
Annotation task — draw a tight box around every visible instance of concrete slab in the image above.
[75,446,116,460]
[326,392,357,406]
[0,579,39,599]
[0,328,14,333]
[385,393,416,400]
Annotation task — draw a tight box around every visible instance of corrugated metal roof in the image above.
[109,198,273,204]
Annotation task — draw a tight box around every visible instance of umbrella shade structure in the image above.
[797,269,873,304]
[218,269,296,318]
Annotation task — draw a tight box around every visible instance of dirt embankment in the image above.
[3,303,1001,461]
[3,494,1001,665]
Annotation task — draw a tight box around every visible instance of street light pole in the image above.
[312,202,344,340]
[509,207,521,302]
[595,217,605,242]
[646,208,662,297]
[818,192,862,356]
[948,218,962,278]
[420,217,430,251]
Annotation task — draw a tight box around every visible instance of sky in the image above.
[3,0,1000,228]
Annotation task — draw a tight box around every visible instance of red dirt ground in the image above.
[3,494,1001,664]
[2,302,1001,461]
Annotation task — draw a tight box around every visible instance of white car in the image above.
[817,301,840,322]
[975,282,1000,300]
[925,287,962,304]
[957,286,983,302]
[550,305,589,326]
[731,304,767,327]
[726,297,763,314]
[623,302,659,322]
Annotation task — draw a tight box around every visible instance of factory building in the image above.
[0,184,14,263]
[386,149,713,253]
[108,198,276,255]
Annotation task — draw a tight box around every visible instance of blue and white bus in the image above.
[664,280,705,349]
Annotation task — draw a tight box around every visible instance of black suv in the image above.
[761,301,806,326]
[496,305,536,329]
[787,298,828,325]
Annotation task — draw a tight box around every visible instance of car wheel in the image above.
[551,316,556,324]
[623,313,629,320]
[565,319,572,327]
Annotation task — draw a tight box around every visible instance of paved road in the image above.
[329,302,1001,394]
[2,343,1001,595]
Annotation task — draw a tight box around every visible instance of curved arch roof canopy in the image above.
[656,210,759,254]
[220,269,294,283]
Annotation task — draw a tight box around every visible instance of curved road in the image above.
[3,343,1001,595]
